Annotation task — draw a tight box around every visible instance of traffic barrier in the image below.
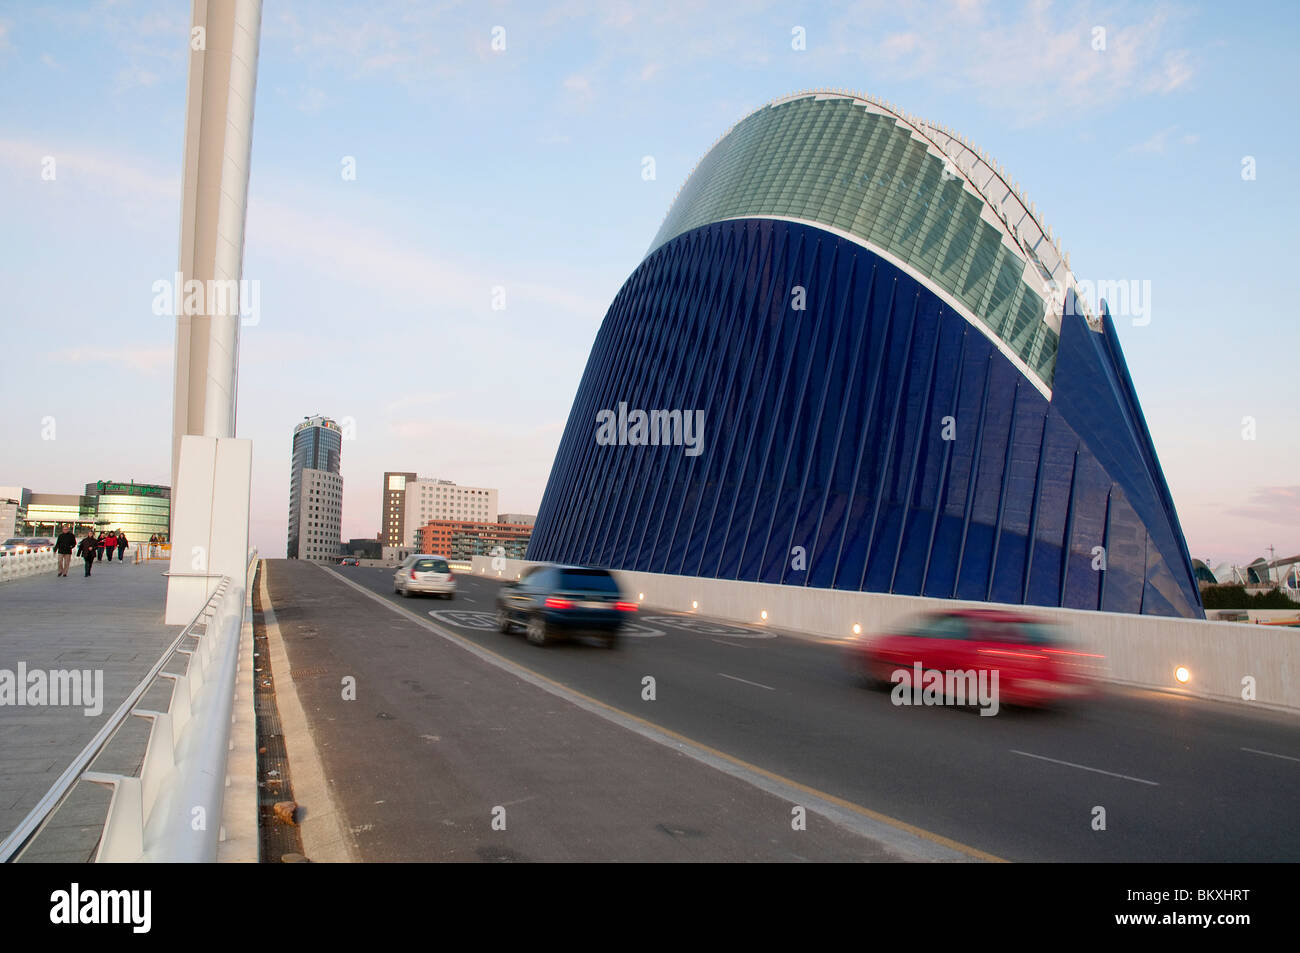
[471,555,1300,712]
[0,550,57,582]
[0,550,259,863]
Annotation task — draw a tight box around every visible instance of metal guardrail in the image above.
[0,549,259,863]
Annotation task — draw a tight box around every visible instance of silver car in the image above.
[394,554,456,599]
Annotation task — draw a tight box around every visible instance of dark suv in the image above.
[496,564,636,647]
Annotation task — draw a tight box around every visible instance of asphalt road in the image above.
[266,559,1300,861]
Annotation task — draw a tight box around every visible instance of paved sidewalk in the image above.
[0,553,181,861]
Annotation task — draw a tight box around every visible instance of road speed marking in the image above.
[428,610,498,631]
[644,616,776,639]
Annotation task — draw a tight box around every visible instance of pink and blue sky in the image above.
[0,0,1295,563]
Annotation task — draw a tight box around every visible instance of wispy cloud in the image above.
[835,1,1196,124]
[51,346,172,374]
[1128,124,1200,154]
[563,73,595,106]
[1226,486,1300,525]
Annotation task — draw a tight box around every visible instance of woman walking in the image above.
[115,530,128,561]
[77,531,99,577]
[102,530,117,564]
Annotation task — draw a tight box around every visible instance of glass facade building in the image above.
[529,92,1202,618]
[84,481,171,540]
[287,416,343,560]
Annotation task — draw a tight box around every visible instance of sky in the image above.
[0,0,1296,565]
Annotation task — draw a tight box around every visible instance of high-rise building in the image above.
[379,472,498,548]
[380,471,418,548]
[288,416,343,560]
[529,91,1202,618]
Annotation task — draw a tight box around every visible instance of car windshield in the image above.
[3,539,24,546]
[557,569,619,593]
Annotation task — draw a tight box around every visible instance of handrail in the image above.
[0,549,258,862]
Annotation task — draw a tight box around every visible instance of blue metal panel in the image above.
[528,219,1203,618]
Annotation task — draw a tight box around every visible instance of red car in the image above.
[849,609,1103,709]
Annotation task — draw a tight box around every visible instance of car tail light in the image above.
[615,601,637,611]
[545,597,573,609]
[410,569,418,579]
[447,570,454,579]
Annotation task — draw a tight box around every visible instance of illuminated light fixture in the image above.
[852,623,861,635]
[638,592,645,601]
[760,610,768,621]
[1175,666,1191,684]
[691,600,698,610]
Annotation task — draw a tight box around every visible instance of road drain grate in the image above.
[253,565,308,863]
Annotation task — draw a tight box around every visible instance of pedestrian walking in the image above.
[77,531,98,577]
[115,530,128,561]
[103,531,117,563]
[149,533,159,558]
[53,523,76,576]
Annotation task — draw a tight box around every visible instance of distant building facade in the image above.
[416,519,532,560]
[380,472,498,548]
[6,482,170,539]
[84,480,171,540]
[498,513,537,526]
[0,486,31,538]
[288,416,343,560]
[344,538,382,560]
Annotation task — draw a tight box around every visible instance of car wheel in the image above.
[497,608,514,634]
[399,584,409,597]
[525,615,549,646]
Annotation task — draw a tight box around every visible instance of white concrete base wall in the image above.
[471,556,1300,711]
[166,435,252,624]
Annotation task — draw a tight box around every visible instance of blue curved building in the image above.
[529,91,1202,618]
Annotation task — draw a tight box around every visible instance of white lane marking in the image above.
[316,564,976,862]
[710,639,750,648]
[1010,750,1159,786]
[717,672,775,691]
[1242,747,1300,763]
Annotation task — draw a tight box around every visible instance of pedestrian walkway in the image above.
[0,553,181,861]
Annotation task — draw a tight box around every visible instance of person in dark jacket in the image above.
[115,530,128,561]
[53,523,77,576]
[77,532,99,577]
